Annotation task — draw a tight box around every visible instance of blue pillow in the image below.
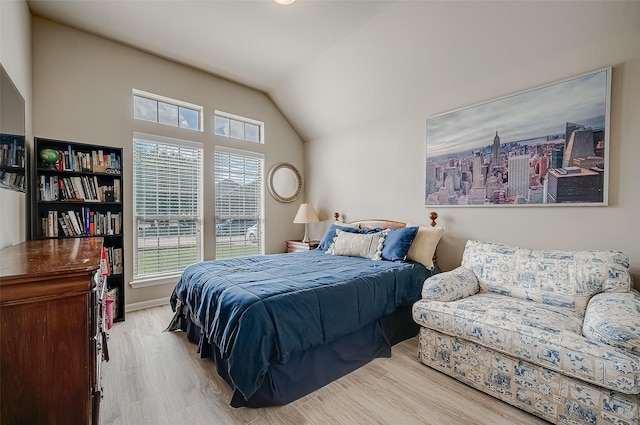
[317,224,362,250]
[381,226,419,261]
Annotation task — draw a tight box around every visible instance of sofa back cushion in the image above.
[461,240,631,313]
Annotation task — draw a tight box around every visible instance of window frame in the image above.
[131,132,204,288]
[214,146,265,259]
[133,89,203,132]
[214,110,264,143]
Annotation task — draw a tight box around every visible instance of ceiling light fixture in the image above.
[273,0,296,4]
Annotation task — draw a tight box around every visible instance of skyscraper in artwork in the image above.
[472,152,484,188]
[563,122,595,167]
[508,155,530,199]
[492,130,501,168]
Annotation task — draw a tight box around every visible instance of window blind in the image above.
[133,136,203,282]
[214,147,264,259]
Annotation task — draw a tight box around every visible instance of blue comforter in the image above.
[169,250,429,400]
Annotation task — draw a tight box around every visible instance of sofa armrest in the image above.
[421,266,480,302]
[583,289,640,355]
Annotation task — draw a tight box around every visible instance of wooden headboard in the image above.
[334,212,439,229]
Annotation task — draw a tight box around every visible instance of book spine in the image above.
[67,210,81,235]
[85,208,90,234]
[39,175,46,201]
[67,145,73,171]
[112,248,121,274]
[113,178,121,202]
[59,178,66,201]
[52,176,59,201]
[73,176,86,200]
[75,211,84,235]
[58,217,70,237]
[63,213,76,236]
[106,211,113,235]
[47,211,54,237]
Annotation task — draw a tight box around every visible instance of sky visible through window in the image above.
[134,95,200,130]
[215,114,261,143]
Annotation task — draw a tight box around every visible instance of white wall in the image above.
[305,20,640,287]
[0,0,31,249]
[32,18,305,305]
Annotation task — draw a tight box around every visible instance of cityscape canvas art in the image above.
[425,67,611,207]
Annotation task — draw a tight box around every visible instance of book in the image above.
[62,213,76,236]
[67,210,82,235]
[58,217,70,237]
[84,208,90,234]
[106,211,113,235]
[47,211,54,237]
[73,176,86,200]
[92,176,100,201]
[106,287,119,319]
[39,175,46,201]
[113,248,123,275]
[51,176,59,200]
[67,145,73,171]
[75,211,85,235]
[113,179,121,202]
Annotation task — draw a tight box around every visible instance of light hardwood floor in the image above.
[100,305,548,425]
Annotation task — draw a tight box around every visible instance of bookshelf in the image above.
[33,137,125,322]
[0,133,27,192]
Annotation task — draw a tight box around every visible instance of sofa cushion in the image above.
[421,266,479,302]
[583,290,640,355]
[461,241,631,314]
[413,293,640,394]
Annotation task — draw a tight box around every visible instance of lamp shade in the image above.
[293,203,319,224]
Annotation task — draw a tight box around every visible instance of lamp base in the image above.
[302,224,310,243]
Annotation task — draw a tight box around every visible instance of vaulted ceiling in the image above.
[27,1,640,142]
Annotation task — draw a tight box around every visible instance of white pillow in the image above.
[327,229,387,261]
[405,222,445,269]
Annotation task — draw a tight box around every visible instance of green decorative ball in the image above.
[40,149,59,165]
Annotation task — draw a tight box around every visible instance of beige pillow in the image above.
[327,229,387,261]
[405,223,445,269]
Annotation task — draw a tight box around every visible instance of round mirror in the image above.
[267,163,302,203]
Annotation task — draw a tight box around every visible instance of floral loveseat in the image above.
[412,240,640,425]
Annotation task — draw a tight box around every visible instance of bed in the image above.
[167,213,443,408]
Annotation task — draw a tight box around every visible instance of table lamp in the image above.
[293,203,319,243]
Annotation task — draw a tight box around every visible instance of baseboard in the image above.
[125,297,170,313]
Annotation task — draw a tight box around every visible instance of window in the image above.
[133,89,202,131]
[214,111,263,143]
[132,134,203,286]
[214,147,264,259]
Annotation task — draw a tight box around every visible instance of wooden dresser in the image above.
[0,237,108,425]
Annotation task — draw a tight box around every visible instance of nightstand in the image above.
[286,240,319,253]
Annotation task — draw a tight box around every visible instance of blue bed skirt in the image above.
[177,304,419,408]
